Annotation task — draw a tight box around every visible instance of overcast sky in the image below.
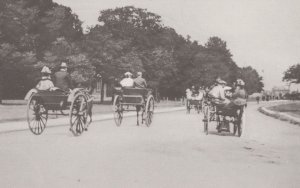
[54,0,300,90]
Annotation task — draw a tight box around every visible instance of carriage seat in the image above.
[123,88,149,96]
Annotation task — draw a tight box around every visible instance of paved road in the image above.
[0,102,299,188]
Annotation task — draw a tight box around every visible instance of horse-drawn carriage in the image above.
[112,87,155,127]
[186,99,203,114]
[202,96,246,137]
[27,88,93,136]
[186,92,204,114]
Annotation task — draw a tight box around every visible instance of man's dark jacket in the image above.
[53,71,72,91]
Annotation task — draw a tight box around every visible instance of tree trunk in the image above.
[100,80,105,103]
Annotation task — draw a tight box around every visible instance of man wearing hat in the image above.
[134,72,147,88]
[120,72,134,87]
[53,62,72,91]
[208,78,229,104]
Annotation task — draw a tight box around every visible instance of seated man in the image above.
[230,79,247,106]
[134,72,147,88]
[208,78,229,105]
[120,72,134,87]
[195,87,204,100]
[187,85,197,100]
[186,87,192,100]
[53,62,72,92]
[217,79,247,114]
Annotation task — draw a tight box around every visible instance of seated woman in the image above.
[120,72,134,88]
[24,66,54,100]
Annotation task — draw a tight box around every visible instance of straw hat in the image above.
[41,66,51,74]
[60,62,67,68]
[124,72,132,76]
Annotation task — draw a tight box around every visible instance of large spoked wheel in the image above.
[27,96,48,135]
[69,93,88,136]
[145,95,155,127]
[203,105,209,135]
[113,95,123,126]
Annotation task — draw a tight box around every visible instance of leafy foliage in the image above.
[0,3,264,101]
[237,66,264,94]
[283,64,300,83]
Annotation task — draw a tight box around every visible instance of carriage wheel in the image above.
[233,123,238,135]
[237,107,245,137]
[197,103,201,114]
[27,96,48,135]
[203,105,209,135]
[145,95,155,127]
[113,95,123,126]
[69,93,88,136]
[85,96,93,129]
[186,100,191,114]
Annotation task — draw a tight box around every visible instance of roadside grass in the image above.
[267,103,300,118]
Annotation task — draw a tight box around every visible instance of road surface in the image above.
[0,102,299,188]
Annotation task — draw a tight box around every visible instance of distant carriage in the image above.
[186,99,203,114]
[27,88,93,136]
[186,91,204,114]
[112,88,155,127]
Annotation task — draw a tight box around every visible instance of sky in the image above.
[54,0,300,90]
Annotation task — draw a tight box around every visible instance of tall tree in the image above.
[237,66,264,94]
[283,64,300,83]
[0,0,84,100]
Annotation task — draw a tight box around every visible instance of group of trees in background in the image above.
[283,64,300,84]
[0,0,264,103]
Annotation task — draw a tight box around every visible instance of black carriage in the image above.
[186,99,203,114]
[27,88,93,136]
[202,97,246,137]
[112,87,155,127]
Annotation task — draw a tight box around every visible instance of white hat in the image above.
[60,62,67,68]
[41,66,51,74]
[224,86,232,90]
[236,79,245,86]
[124,72,132,76]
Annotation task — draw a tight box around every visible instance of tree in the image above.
[283,64,300,83]
[0,0,84,101]
[237,66,264,94]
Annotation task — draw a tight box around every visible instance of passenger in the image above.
[120,72,134,87]
[208,78,229,105]
[186,87,192,100]
[53,62,72,91]
[196,86,204,100]
[36,66,54,90]
[231,79,247,105]
[24,66,54,100]
[220,79,247,109]
[134,72,147,88]
[191,85,198,96]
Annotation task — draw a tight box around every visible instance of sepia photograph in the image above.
[0,0,299,187]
